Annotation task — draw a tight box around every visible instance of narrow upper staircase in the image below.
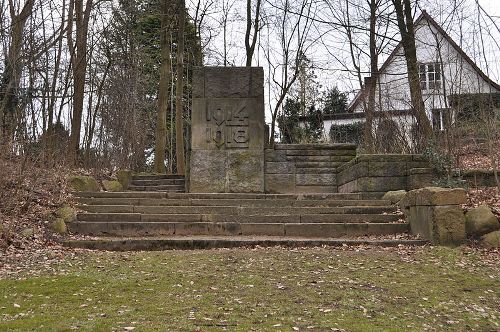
[128,174,185,192]
[63,191,425,250]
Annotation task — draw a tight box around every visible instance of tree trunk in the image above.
[154,0,172,174]
[392,0,432,151]
[364,0,377,153]
[245,0,261,67]
[175,0,186,175]
[67,0,93,164]
[0,0,34,154]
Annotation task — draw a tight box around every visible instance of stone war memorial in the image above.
[63,67,491,251]
[190,67,265,192]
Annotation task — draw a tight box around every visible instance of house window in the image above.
[419,62,441,90]
[432,109,451,131]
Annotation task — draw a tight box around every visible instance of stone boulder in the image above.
[69,175,100,192]
[116,170,133,190]
[55,206,77,223]
[465,205,499,237]
[480,230,500,248]
[382,190,407,204]
[50,218,67,234]
[103,180,123,192]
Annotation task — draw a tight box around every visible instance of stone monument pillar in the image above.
[190,67,265,192]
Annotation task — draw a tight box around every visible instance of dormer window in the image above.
[419,62,441,90]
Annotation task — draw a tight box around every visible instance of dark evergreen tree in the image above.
[278,98,303,143]
[322,86,348,114]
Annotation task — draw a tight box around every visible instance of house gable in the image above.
[347,10,500,115]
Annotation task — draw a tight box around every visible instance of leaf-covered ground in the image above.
[0,245,498,332]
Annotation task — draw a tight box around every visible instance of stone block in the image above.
[265,174,295,193]
[408,204,466,246]
[368,162,407,177]
[405,187,467,206]
[337,161,368,185]
[357,176,407,192]
[266,161,294,174]
[433,205,466,245]
[296,173,336,186]
[189,150,226,192]
[408,168,437,189]
[227,150,264,192]
[265,149,287,162]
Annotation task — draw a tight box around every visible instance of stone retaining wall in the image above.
[336,154,431,196]
[460,170,499,188]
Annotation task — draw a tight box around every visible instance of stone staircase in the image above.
[63,191,426,250]
[128,174,185,192]
[265,144,356,194]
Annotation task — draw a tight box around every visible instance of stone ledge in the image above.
[402,187,467,206]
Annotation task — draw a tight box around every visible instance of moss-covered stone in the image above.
[50,218,67,234]
[69,175,100,192]
[55,206,77,223]
[103,180,123,192]
[465,205,499,237]
[480,230,500,248]
[21,228,34,238]
[116,170,133,190]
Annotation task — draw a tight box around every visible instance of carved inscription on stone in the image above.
[205,100,249,149]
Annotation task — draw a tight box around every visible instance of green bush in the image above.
[329,122,363,144]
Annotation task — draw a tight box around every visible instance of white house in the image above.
[319,10,500,148]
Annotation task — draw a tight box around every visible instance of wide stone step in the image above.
[132,174,185,180]
[127,185,185,192]
[78,205,395,215]
[76,197,392,207]
[275,143,356,150]
[61,236,427,251]
[68,221,409,237]
[130,179,185,186]
[287,156,353,163]
[76,212,400,223]
[74,192,367,200]
[296,168,336,174]
[295,161,345,168]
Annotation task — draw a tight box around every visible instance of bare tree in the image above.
[392,0,432,150]
[245,0,261,66]
[67,0,93,164]
[265,0,315,146]
[155,0,172,173]
[0,0,34,153]
[175,0,186,175]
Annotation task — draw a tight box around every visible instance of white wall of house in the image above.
[352,15,500,119]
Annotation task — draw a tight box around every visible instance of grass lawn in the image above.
[0,245,498,331]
